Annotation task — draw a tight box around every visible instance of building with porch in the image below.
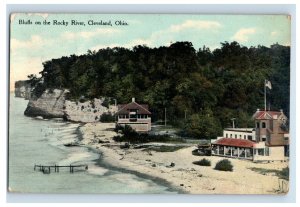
[115,98,151,132]
[211,109,289,161]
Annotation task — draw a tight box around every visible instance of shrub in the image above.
[215,159,233,171]
[193,158,211,166]
[100,112,115,122]
[280,167,289,180]
[113,125,139,143]
[113,124,173,144]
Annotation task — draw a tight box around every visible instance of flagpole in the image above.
[264,79,266,111]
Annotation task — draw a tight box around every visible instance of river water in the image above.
[8,95,176,194]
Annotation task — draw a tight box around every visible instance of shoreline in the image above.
[75,124,183,194]
[77,122,289,194]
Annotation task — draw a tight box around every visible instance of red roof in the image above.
[213,138,255,148]
[252,110,284,120]
[116,101,151,115]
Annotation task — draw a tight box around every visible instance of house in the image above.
[211,109,289,161]
[115,98,151,132]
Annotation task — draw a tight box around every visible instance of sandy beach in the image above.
[79,122,289,194]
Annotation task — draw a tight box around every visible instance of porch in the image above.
[211,145,253,160]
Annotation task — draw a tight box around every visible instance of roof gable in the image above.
[252,110,287,120]
[116,101,151,115]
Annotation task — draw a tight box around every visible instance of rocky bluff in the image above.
[15,80,32,99]
[24,89,117,122]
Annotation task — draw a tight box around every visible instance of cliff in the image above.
[24,89,67,118]
[24,88,117,122]
[64,99,117,122]
[14,80,32,99]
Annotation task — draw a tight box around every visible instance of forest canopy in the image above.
[28,41,290,139]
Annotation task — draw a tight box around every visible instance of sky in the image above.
[10,13,291,91]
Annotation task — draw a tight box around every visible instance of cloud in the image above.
[168,20,222,32]
[10,57,43,91]
[231,28,257,43]
[11,35,45,52]
[61,28,121,40]
[91,38,152,51]
[90,20,222,51]
[271,31,278,37]
[284,41,291,46]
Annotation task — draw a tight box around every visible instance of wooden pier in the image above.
[34,164,88,174]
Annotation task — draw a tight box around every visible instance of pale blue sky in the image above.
[10,13,290,90]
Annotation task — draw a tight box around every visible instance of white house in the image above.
[115,98,151,132]
[211,109,289,162]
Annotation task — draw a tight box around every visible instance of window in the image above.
[235,134,237,138]
[262,138,266,141]
[258,149,264,156]
[226,133,228,138]
[247,135,252,140]
[129,110,137,121]
[239,135,242,138]
[244,135,246,139]
[262,122,266,128]
[230,134,232,138]
[256,122,260,128]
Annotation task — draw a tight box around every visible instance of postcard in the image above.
[9,13,290,194]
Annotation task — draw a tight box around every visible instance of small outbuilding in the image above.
[115,98,151,132]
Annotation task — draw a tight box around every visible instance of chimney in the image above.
[132,97,135,102]
[280,109,283,113]
[257,109,260,112]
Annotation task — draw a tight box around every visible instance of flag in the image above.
[265,80,272,90]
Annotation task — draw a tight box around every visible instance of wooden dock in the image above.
[34,164,88,174]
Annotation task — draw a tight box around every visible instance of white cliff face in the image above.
[24,89,67,118]
[64,98,117,123]
[24,88,117,122]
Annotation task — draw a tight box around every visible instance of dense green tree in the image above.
[27,41,290,139]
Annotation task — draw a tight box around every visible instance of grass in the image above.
[249,167,289,180]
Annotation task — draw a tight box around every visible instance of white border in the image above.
[1,1,298,206]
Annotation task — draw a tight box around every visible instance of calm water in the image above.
[9,95,176,194]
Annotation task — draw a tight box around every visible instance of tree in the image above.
[183,109,222,139]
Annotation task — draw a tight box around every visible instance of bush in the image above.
[100,112,115,122]
[193,158,211,166]
[214,159,233,171]
[113,124,173,144]
[280,167,289,180]
[113,125,139,143]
